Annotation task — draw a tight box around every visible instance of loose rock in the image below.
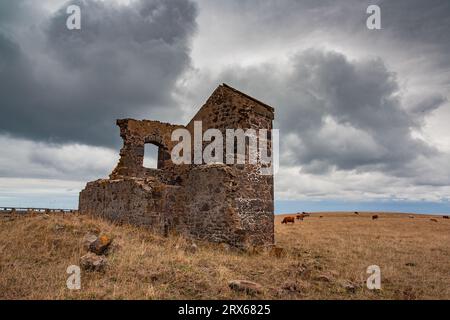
[314,274,332,282]
[54,224,65,231]
[89,234,112,255]
[80,252,107,272]
[340,280,359,293]
[281,281,298,292]
[186,243,198,254]
[83,233,98,251]
[228,280,263,295]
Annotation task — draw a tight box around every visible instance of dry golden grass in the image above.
[0,211,449,300]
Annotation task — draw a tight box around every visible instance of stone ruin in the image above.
[79,84,274,248]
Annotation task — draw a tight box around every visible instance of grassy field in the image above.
[0,211,449,299]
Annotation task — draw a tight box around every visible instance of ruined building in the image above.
[79,84,275,247]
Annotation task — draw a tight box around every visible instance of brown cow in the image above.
[282,217,295,224]
[296,215,303,220]
[430,218,438,223]
[372,215,379,220]
[443,215,449,219]
[409,215,414,219]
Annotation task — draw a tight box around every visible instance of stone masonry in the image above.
[79,84,275,248]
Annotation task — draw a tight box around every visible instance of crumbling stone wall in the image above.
[110,119,184,180]
[79,84,275,248]
[80,177,166,233]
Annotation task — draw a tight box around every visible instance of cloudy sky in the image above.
[1,0,449,213]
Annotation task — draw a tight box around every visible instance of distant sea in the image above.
[275,200,450,215]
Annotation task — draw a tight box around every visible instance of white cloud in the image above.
[275,166,450,203]
[0,135,118,180]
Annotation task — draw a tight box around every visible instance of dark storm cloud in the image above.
[212,49,445,178]
[377,0,450,72]
[197,0,450,72]
[0,0,197,147]
[217,0,450,39]
[380,0,450,45]
[189,0,450,185]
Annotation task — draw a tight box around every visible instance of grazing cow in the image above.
[409,215,414,219]
[302,212,310,217]
[372,215,379,220]
[296,215,303,220]
[282,217,295,224]
[319,216,323,218]
[430,218,438,223]
[443,215,449,219]
[354,211,359,215]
